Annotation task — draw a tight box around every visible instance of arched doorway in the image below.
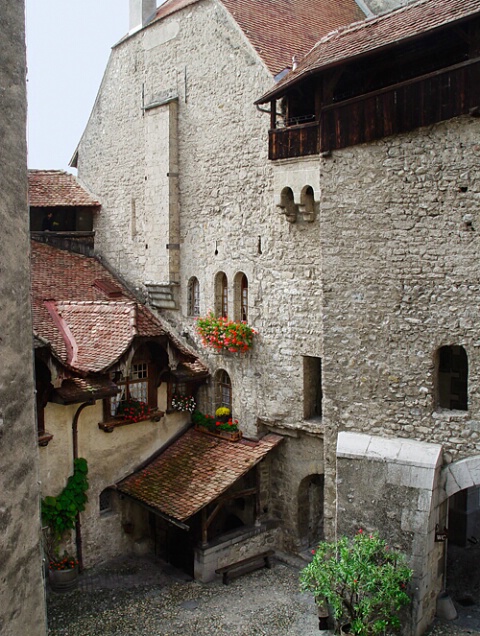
[443,457,480,608]
[297,474,324,549]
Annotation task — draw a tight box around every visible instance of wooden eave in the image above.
[255,13,479,105]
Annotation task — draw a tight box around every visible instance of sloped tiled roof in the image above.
[257,0,480,101]
[152,0,364,75]
[28,170,100,208]
[31,241,206,375]
[52,377,120,405]
[117,428,283,522]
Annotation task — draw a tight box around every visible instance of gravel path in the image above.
[46,555,480,636]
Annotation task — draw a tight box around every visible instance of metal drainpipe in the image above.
[72,400,95,572]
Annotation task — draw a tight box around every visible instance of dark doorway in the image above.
[297,474,324,548]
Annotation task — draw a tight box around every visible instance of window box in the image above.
[98,409,164,433]
[194,424,242,442]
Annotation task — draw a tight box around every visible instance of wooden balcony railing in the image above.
[268,57,480,160]
[268,121,319,160]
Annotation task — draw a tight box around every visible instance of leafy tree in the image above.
[300,531,412,636]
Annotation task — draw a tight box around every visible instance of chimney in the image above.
[129,0,157,34]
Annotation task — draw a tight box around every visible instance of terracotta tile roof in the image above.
[152,0,364,75]
[28,170,100,208]
[257,0,480,101]
[46,300,138,373]
[52,377,120,405]
[117,429,283,522]
[31,241,206,375]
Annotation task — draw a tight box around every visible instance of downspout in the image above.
[72,400,95,572]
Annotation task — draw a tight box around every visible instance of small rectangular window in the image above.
[303,356,322,419]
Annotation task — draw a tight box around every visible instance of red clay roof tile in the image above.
[117,429,283,521]
[28,170,100,208]
[151,0,364,75]
[31,241,207,375]
[258,0,480,101]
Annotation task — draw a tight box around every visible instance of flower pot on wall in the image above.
[194,424,242,442]
[48,565,79,592]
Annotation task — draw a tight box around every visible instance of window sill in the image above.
[38,432,54,447]
[433,409,469,420]
[98,410,164,433]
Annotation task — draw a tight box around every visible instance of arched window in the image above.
[215,272,228,318]
[437,345,468,411]
[234,272,248,322]
[300,185,316,222]
[215,369,232,413]
[187,277,200,316]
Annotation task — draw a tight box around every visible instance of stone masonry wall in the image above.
[77,0,324,444]
[361,0,417,14]
[319,116,480,533]
[321,116,480,457]
[0,1,47,633]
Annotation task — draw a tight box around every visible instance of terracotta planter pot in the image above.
[194,424,242,442]
[48,565,79,592]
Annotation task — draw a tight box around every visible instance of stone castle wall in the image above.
[0,1,47,633]
[77,0,324,441]
[320,116,480,460]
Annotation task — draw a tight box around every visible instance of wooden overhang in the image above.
[116,428,283,540]
[255,0,480,158]
[52,377,120,405]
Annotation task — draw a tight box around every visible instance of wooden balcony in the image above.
[268,121,319,160]
[268,57,480,161]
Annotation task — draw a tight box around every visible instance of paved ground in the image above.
[46,553,480,636]
[47,554,322,636]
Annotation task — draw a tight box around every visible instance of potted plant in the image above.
[171,394,196,412]
[192,410,242,441]
[300,530,412,636]
[41,457,89,591]
[116,398,152,422]
[215,406,231,422]
[195,312,257,353]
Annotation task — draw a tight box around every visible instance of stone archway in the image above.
[442,456,480,502]
[442,456,480,608]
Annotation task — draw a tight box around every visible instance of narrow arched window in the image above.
[215,272,228,318]
[187,277,200,316]
[437,345,468,411]
[215,369,232,412]
[234,272,248,322]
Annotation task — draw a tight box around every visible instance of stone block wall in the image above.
[336,433,444,636]
[77,0,324,442]
[320,117,480,460]
[0,1,47,633]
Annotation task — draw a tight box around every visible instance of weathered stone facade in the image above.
[76,1,325,435]
[320,117,480,460]
[0,1,47,633]
[72,0,480,632]
[76,0,326,562]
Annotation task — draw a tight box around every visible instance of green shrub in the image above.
[300,531,412,636]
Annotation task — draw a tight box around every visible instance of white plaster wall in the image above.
[39,390,190,566]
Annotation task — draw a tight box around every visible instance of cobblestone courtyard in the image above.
[46,554,480,636]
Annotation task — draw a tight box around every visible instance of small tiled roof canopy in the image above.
[256,0,480,103]
[117,429,283,524]
[31,240,206,376]
[151,0,364,76]
[28,170,100,208]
